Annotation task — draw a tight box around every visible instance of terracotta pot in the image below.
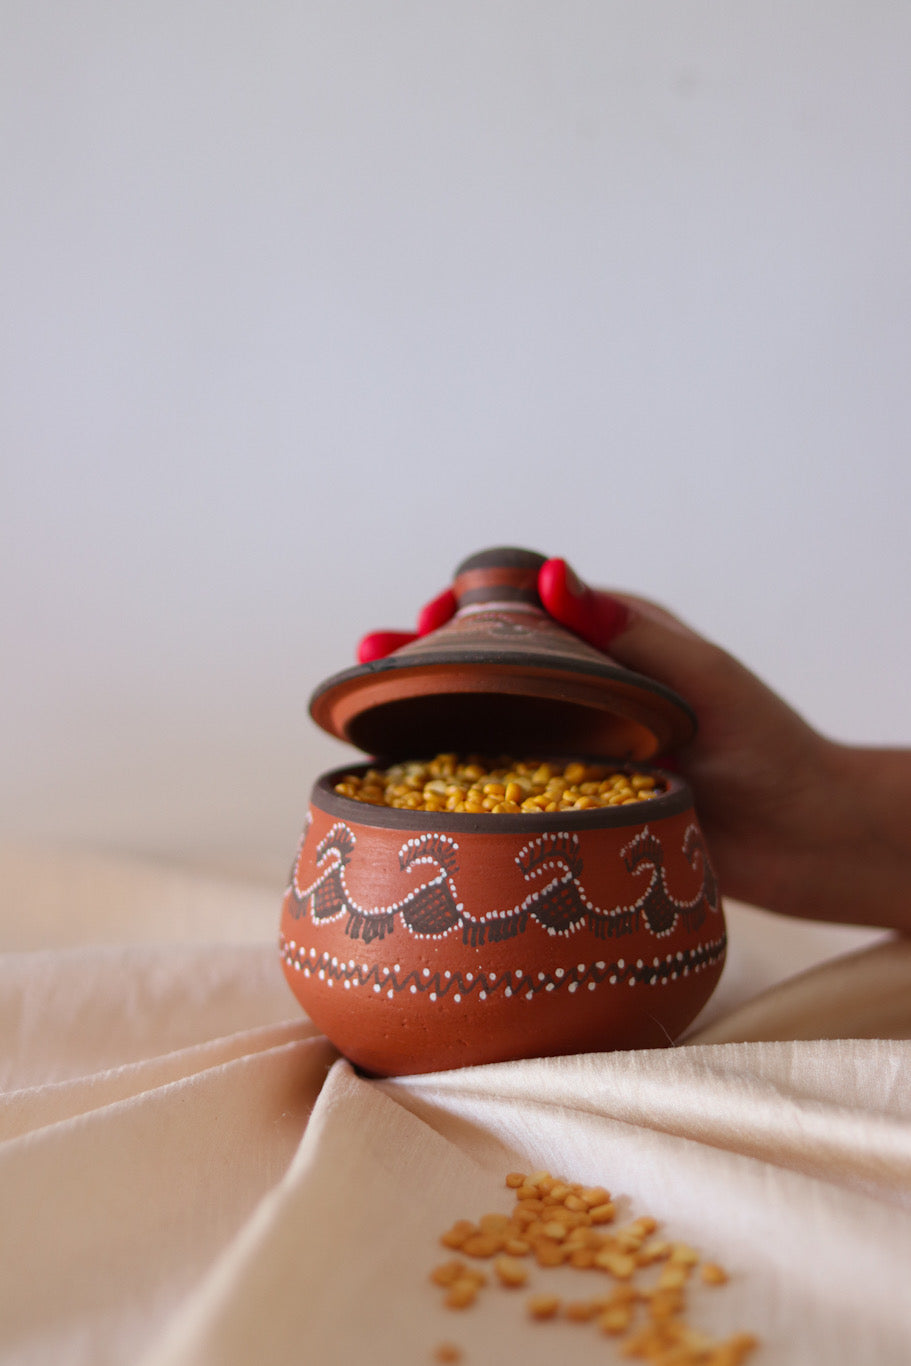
[282,546,726,1075]
[280,761,725,1075]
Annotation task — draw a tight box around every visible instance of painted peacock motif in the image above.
[619,823,719,937]
[287,821,463,944]
[287,820,719,947]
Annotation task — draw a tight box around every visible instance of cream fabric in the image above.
[1,842,910,1366]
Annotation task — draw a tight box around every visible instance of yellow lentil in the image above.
[594,1248,637,1279]
[527,1293,562,1320]
[493,1254,529,1288]
[433,1344,462,1364]
[657,1262,690,1290]
[460,1232,501,1258]
[479,1212,512,1236]
[599,1302,635,1334]
[335,755,664,813]
[439,1220,475,1250]
[589,1201,617,1224]
[429,1169,758,1366]
[534,1239,568,1268]
[565,1299,599,1322]
[444,1280,478,1310]
[429,1260,469,1287]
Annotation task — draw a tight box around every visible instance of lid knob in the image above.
[452,546,547,611]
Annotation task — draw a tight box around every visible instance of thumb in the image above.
[539,558,736,720]
[600,594,730,706]
[537,558,630,651]
[602,594,805,761]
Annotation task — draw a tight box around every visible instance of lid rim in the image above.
[309,652,696,744]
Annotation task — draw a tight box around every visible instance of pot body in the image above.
[280,764,725,1075]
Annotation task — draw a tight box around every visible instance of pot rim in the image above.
[310,759,693,834]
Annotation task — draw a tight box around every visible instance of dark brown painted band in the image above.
[453,565,542,607]
[454,546,547,576]
[310,760,693,834]
[456,584,540,606]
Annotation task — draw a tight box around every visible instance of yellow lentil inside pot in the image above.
[333,754,666,813]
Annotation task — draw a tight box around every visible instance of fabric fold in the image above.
[395,1038,911,1205]
[139,1049,911,1366]
[0,1035,336,1366]
[0,942,295,1090]
[0,1018,313,1142]
[2,848,910,1366]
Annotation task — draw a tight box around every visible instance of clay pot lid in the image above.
[309,547,696,762]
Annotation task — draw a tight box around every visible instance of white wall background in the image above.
[3,2,909,882]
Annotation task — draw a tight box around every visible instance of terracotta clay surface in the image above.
[287,548,726,1074]
[309,547,696,760]
[280,766,726,1075]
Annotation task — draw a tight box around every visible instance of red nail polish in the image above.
[357,631,418,664]
[539,559,629,653]
[416,588,457,637]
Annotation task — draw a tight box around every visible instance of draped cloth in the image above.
[2,842,910,1365]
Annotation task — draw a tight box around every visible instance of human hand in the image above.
[357,559,911,930]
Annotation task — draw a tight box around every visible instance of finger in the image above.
[538,559,736,718]
[416,587,457,637]
[537,558,630,652]
[355,589,455,665]
[602,596,799,765]
[599,595,733,706]
[357,630,419,664]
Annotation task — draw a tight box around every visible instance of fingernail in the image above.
[357,631,418,663]
[417,588,457,636]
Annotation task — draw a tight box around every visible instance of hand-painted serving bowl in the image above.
[280,760,725,1076]
[281,546,726,1076]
